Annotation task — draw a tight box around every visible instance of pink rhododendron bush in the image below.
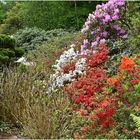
[48,0,140,138]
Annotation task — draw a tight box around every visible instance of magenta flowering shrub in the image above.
[79,0,128,55]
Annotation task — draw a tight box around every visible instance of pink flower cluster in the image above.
[79,0,127,55]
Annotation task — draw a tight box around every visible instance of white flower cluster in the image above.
[47,46,87,94]
[53,46,77,71]
[16,56,35,66]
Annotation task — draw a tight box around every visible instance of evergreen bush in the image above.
[0,34,24,65]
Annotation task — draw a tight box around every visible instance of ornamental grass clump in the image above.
[0,68,79,139]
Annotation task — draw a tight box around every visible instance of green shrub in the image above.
[0,1,15,24]
[14,28,75,52]
[0,34,15,48]
[0,2,24,35]
[0,34,24,65]
[14,27,48,52]
[0,121,12,132]
[131,114,140,133]
[127,2,140,53]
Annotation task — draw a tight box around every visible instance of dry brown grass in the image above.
[0,68,78,138]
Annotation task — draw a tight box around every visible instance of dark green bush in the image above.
[0,34,15,48]
[0,34,24,65]
[14,27,48,52]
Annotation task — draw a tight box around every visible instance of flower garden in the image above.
[0,0,140,139]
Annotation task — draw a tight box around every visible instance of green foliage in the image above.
[0,2,24,35]
[0,121,12,132]
[25,31,78,78]
[0,34,24,65]
[0,1,101,34]
[14,27,48,52]
[134,83,140,93]
[21,1,100,31]
[131,114,140,133]
[127,2,140,53]
[15,27,75,52]
[0,34,15,48]
[0,1,15,24]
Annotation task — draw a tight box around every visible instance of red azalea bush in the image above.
[65,43,118,136]
[64,45,140,138]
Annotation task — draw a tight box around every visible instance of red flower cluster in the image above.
[63,61,76,74]
[110,55,140,91]
[86,44,109,68]
[65,44,117,132]
[72,68,107,106]
[65,42,140,138]
[106,55,140,105]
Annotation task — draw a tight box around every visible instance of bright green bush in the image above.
[0,1,15,24]
[131,114,140,133]
[0,2,24,35]
[127,2,140,53]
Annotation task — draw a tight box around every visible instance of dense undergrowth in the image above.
[0,0,140,139]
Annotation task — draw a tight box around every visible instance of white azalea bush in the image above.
[48,45,87,93]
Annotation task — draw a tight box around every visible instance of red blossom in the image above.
[63,61,76,74]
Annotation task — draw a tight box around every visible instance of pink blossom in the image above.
[112,15,119,20]
[102,31,108,37]
[104,14,111,23]
[81,45,86,50]
[122,34,128,38]
[83,39,88,45]
[96,4,102,10]
[96,37,100,42]
[80,0,126,56]
[91,41,98,47]
[112,24,121,30]
[119,29,126,34]
[117,0,124,6]
[114,9,119,14]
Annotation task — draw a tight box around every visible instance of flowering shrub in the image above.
[48,46,87,93]
[64,52,140,138]
[65,44,118,136]
[79,0,127,55]
[119,56,135,72]
[48,0,129,93]
[47,0,140,138]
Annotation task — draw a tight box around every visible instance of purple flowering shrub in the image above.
[78,0,128,56]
